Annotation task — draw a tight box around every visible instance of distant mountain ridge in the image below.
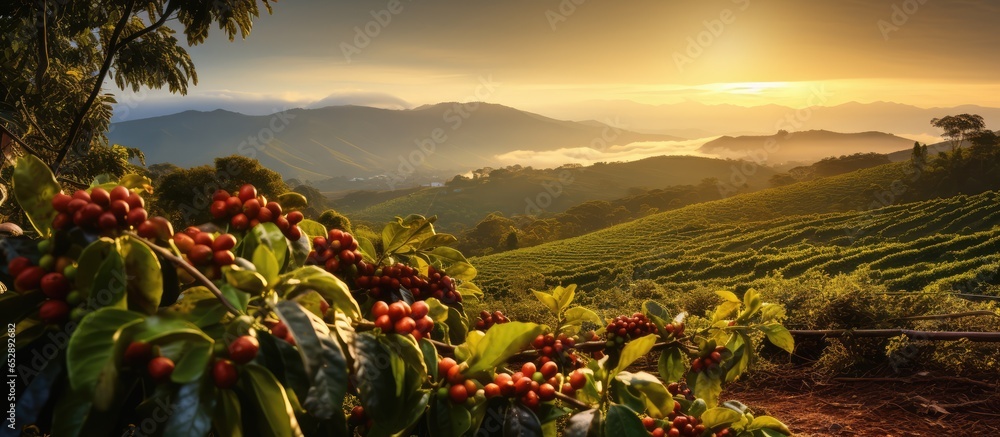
[107,103,681,181]
[699,130,915,164]
[545,100,1000,137]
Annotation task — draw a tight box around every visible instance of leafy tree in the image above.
[155,155,287,225]
[318,209,353,233]
[0,0,274,180]
[292,184,329,217]
[931,114,986,152]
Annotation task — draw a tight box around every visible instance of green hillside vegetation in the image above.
[340,155,778,231]
[471,160,1000,301]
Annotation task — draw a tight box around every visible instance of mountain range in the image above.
[107,103,679,182]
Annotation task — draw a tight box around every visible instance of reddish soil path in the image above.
[723,370,1000,436]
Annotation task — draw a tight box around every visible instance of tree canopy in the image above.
[1,0,274,182]
[931,114,986,152]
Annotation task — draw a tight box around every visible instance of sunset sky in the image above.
[118,0,1000,120]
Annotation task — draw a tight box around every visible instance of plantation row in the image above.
[474,188,1000,297]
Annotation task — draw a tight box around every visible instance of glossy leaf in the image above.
[565,409,602,437]
[208,388,241,437]
[429,395,472,437]
[658,346,686,383]
[275,300,348,420]
[616,371,675,419]
[611,334,657,378]
[504,402,543,437]
[252,244,280,286]
[88,249,128,310]
[120,236,163,314]
[12,154,60,237]
[604,404,648,437]
[297,219,327,240]
[66,309,144,396]
[426,246,477,281]
[758,324,795,353]
[163,380,215,437]
[74,238,116,297]
[700,407,743,429]
[532,289,559,316]
[747,416,792,434]
[242,364,303,437]
[465,322,544,374]
[274,266,360,319]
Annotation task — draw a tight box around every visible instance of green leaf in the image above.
[658,346,686,383]
[415,233,459,250]
[565,409,602,437]
[465,322,544,374]
[88,248,128,310]
[445,306,468,345]
[163,380,215,437]
[220,284,251,313]
[274,300,348,420]
[553,284,576,313]
[117,173,153,191]
[354,333,429,436]
[716,290,740,303]
[700,407,742,429]
[712,301,741,323]
[604,404,648,437]
[532,289,559,316]
[692,371,723,408]
[504,402,543,437]
[611,334,657,378]
[429,395,471,437]
[252,245,280,287]
[297,219,327,240]
[223,264,268,296]
[212,389,243,437]
[426,246,477,280]
[171,340,213,384]
[242,364,303,437]
[747,416,792,434]
[420,338,439,382]
[357,236,378,262]
[274,266,360,319]
[616,371,675,419]
[642,300,671,321]
[758,324,795,353]
[75,238,116,297]
[12,154,60,237]
[562,306,601,333]
[759,303,786,323]
[66,309,144,395]
[120,236,163,314]
[277,192,309,210]
[241,222,289,271]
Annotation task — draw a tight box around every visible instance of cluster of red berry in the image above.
[481,362,566,410]
[354,262,418,299]
[664,320,686,338]
[209,184,303,240]
[355,263,461,305]
[642,412,707,437]
[51,186,148,233]
[575,330,606,360]
[437,358,484,405]
[532,333,585,370]
[666,382,694,400]
[171,228,237,279]
[474,310,509,331]
[371,300,433,341]
[306,229,363,273]
[9,254,75,324]
[691,346,726,373]
[212,335,259,389]
[605,313,657,346]
[265,320,296,346]
[122,341,173,383]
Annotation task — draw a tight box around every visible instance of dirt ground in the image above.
[722,369,1000,436]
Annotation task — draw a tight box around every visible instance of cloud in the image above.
[494,137,719,168]
[307,91,412,110]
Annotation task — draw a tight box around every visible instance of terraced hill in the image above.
[472,161,1000,296]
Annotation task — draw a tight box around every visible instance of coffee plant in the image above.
[2,155,793,436]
